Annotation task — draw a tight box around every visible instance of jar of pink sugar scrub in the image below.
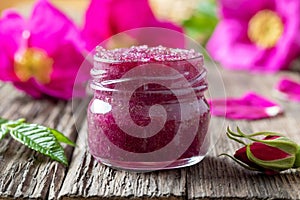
[87,45,210,171]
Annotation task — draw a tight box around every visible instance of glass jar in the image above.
[87,45,210,171]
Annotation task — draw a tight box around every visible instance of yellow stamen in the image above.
[248,9,284,49]
[14,48,53,84]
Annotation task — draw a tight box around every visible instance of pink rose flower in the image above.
[0,0,85,99]
[207,0,300,73]
[223,127,300,175]
[82,0,183,50]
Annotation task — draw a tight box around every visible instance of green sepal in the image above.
[293,145,300,168]
[228,127,298,157]
[226,126,247,145]
[226,127,300,172]
[245,135,298,156]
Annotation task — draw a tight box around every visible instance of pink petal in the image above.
[82,0,111,51]
[0,11,25,51]
[82,0,183,50]
[220,0,276,20]
[29,0,84,55]
[13,80,43,99]
[0,33,15,81]
[209,92,283,120]
[207,21,264,71]
[0,11,25,81]
[275,78,300,102]
[110,0,182,33]
[38,43,85,100]
[110,0,157,32]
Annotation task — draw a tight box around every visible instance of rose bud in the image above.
[221,127,300,175]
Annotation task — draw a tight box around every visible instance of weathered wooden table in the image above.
[0,66,300,200]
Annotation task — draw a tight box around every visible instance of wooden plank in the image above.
[0,84,88,199]
[58,120,187,199]
[1,65,300,199]
[187,68,300,199]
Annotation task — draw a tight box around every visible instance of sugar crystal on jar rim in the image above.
[95,45,202,63]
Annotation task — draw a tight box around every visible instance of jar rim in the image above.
[94,45,203,64]
[94,54,204,64]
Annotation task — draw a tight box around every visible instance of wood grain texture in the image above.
[58,121,187,200]
[0,84,88,199]
[0,66,300,199]
[187,68,300,200]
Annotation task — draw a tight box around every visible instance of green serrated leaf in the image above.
[0,118,9,140]
[50,128,76,147]
[9,123,68,166]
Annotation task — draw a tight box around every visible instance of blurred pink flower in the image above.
[275,77,300,102]
[0,0,85,99]
[207,0,300,73]
[209,92,283,120]
[82,0,183,50]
